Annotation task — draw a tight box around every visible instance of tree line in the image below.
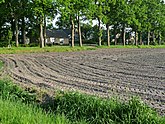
[0,0,165,48]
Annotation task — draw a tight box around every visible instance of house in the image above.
[46,29,69,45]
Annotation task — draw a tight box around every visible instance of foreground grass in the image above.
[0,99,57,124]
[0,80,82,124]
[0,45,165,54]
[52,92,165,124]
[0,80,164,124]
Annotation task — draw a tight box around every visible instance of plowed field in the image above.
[0,48,165,115]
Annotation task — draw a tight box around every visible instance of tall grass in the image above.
[50,92,164,124]
[0,79,36,103]
[0,98,57,124]
[0,80,86,124]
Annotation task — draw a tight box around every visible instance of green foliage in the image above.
[0,0,165,46]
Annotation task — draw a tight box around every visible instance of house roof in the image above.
[62,29,71,36]
[46,29,69,38]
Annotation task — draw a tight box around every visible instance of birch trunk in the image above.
[44,14,46,46]
[40,21,44,48]
[15,17,19,47]
[158,32,161,45]
[139,32,142,45]
[78,15,82,47]
[147,31,150,45]
[106,24,110,46]
[98,18,101,46]
[71,17,75,47]
[153,31,155,43]
[135,31,138,46]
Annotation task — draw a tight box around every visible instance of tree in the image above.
[144,0,161,45]
[32,0,55,48]
[129,0,148,45]
[58,0,79,47]
[102,0,116,46]
[4,0,24,47]
[91,0,106,46]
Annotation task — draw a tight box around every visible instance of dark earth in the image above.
[0,48,165,115]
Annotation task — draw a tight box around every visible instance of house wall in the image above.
[64,38,69,44]
[46,37,55,43]
[55,38,69,45]
[46,37,69,45]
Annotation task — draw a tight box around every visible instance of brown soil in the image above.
[0,48,165,115]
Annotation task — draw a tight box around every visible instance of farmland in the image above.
[0,48,164,116]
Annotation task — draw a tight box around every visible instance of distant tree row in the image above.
[0,0,165,48]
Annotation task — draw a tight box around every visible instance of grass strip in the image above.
[0,45,165,54]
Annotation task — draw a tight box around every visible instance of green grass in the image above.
[0,98,57,124]
[0,80,165,124]
[0,80,86,124]
[0,45,165,54]
[0,79,37,103]
[0,46,96,54]
[50,92,164,124]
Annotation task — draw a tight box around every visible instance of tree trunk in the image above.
[71,17,75,47]
[114,27,117,45]
[11,19,15,41]
[39,21,44,48]
[139,32,142,45]
[15,17,19,47]
[153,31,155,43]
[98,18,101,46]
[122,24,125,46]
[147,31,150,45]
[22,17,26,44]
[135,31,138,46]
[106,24,110,46]
[158,32,161,45]
[78,15,82,47]
[44,14,46,46]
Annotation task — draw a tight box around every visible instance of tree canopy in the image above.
[0,0,165,47]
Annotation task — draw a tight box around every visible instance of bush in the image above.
[0,40,8,47]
